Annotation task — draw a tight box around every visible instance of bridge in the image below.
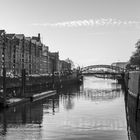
[81,65,125,80]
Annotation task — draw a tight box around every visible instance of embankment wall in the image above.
[127,71,140,97]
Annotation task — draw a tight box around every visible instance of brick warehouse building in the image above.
[48,52,59,74]
[0,30,71,77]
[59,60,71,72]
[41,45,49,74]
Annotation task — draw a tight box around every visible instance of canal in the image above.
[0,76,137,140]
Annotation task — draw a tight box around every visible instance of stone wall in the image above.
[127,71,140,97]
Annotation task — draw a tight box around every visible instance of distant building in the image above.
[111,62,128,69]
[5,33,16,75]
[41,45,49,74]
[48,52,59,73]
[59,60,71,72]
[31,34,42,74]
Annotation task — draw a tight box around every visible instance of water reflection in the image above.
[83,88,121,101]
[0,98,58,139]
[0,76,129,140]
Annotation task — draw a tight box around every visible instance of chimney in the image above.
[38,33,40,41]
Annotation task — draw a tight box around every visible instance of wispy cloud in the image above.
[32,18,140,28]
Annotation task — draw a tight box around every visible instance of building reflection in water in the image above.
[83,76,122,102]
[83,88,121,102]
[56,78,127,133]
[0,96,59,138]
[57,84,81,111]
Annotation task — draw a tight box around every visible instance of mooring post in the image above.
[52,98,55,115]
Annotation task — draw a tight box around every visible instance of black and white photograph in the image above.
[0,0,140,140]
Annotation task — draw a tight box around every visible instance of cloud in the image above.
[32,18,140,28]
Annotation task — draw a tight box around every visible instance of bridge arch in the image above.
[81,64,125,73]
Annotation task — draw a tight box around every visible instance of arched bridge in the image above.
[82,65,125,73]
[81,65,125,78]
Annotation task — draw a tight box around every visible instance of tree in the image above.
[128,39,140,68]
[65,58,75,69]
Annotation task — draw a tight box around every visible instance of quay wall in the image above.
[0,72,81,88]
[0,72,82,98]
[125,71,140,97]
[124,71,140,122]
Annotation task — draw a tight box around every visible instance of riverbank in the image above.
[0,71,82,88]
[124,71,140,99]
[0,72,83,108]
[0,71,83,98]
[124,71,140,122]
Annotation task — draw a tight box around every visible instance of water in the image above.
[0,76,131,140]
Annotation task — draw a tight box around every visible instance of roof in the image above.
[15,34,24,40]
[43,45,48,51]
[0,30,5,35]
[6,34,15,39]
[112,62,128,65]
[32,33,40,42]
[31,39,42,47]
[25,37,31,41]
[36,41,42,46]
[31,39,37,44]
[32,36,40,42]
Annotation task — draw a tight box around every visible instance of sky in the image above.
[0,0,140,67]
